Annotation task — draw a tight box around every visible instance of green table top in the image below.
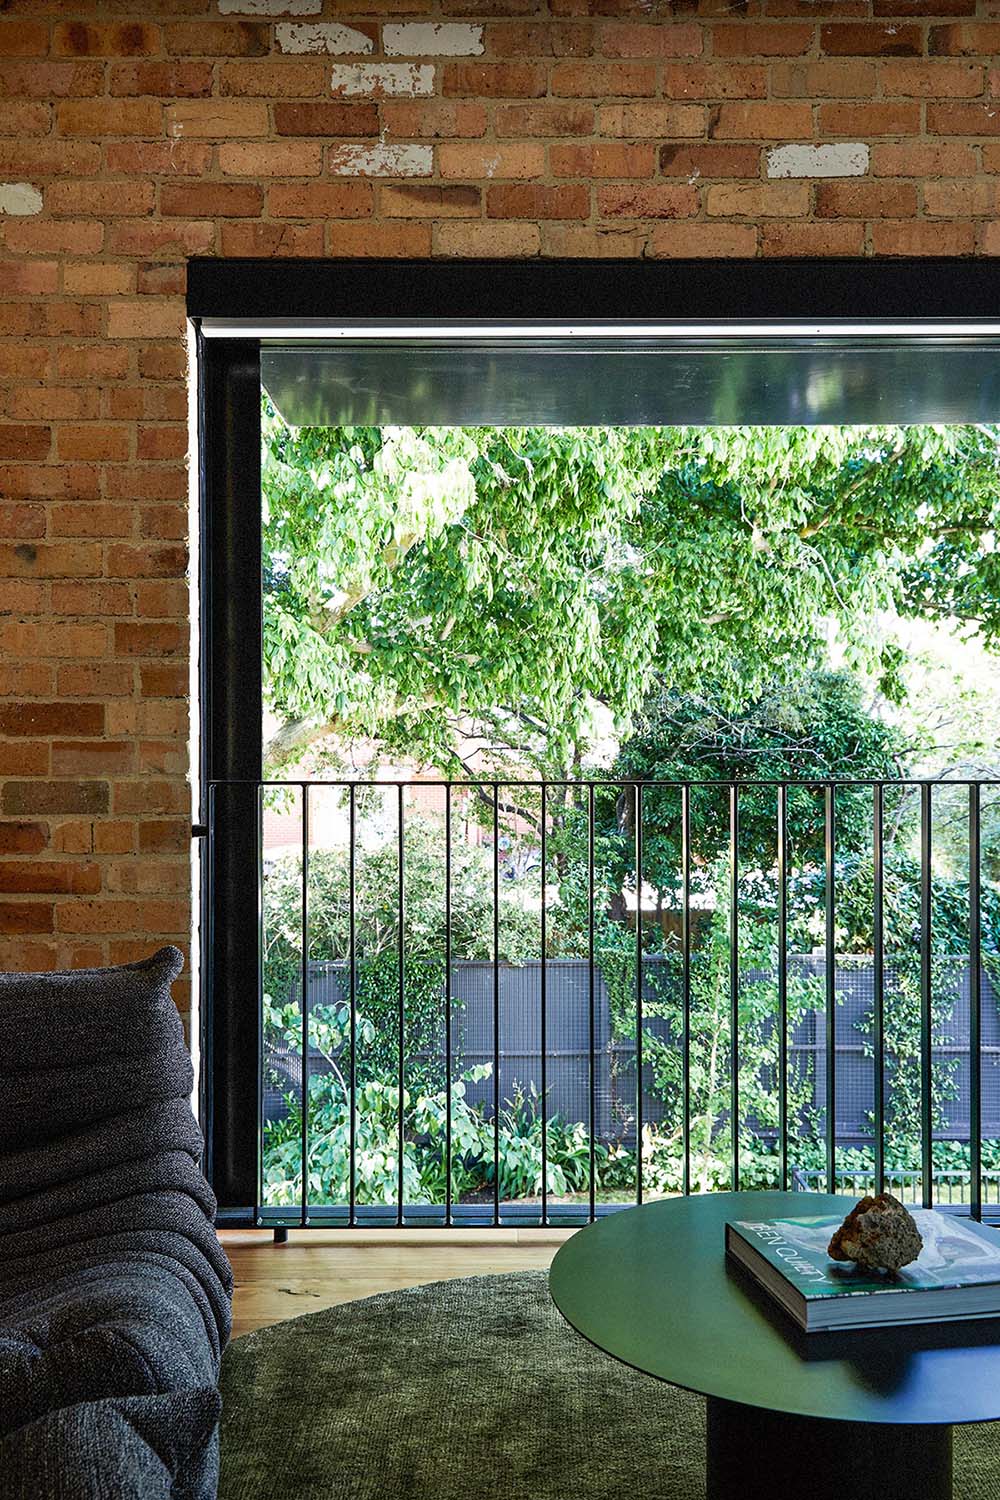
[549,1192,1000,1426]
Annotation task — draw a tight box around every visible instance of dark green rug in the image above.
[218,1271,1000,1499]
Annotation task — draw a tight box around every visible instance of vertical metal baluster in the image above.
[635,783,644,1206]
[397,784,405,1227]
[300,785,310,1228]
[825,785,836,1196]
[873,784,885,1198]
[493,783,500,1227]
[681,784,692,1198]
[588,782,597,1225]
[348,785,357,1228]
[920,783,933,1209]
[970,783,982,1223]
[777,784,788,1194]
[445,784,453,1229]
[540,783,548,1228]
[730,785,740,1193]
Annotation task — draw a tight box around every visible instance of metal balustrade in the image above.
[202,778,1000,1230]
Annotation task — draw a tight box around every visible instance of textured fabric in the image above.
[0,947,232,1500]
[218,1270,1000,1500]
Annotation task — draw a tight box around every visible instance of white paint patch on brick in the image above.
[328,143,433,177]
[767,143,870,179]
[218,0,320,15]
[0,182,43,215]
[276,22,373,55]
[330,63,435,98]
[383,23,484,57]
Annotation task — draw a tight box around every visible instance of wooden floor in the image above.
[220,1228,576,1339]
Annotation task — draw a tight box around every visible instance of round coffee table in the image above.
[549,1191,1000,1500]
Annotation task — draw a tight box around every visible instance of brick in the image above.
[165,21,270,57]
[597,184,699,218]
[381,183,480,217]
[711,102,812,139]
[107,301,186,340]
[136,264,186,298]
[438,143,545,179]
[660,143,761,178]
[0,702,104,737]
[0,903,54,935]
[0,142,101,177]
[0,426,50,461]
[110,63,215,99]
[107,544,187,579]
[384,24,484,56]
[113,780,188,816]
[771,61,877,98]
[598,103,705,138]
[5,221,105,256]
[484,23,591,58]
[820,24,923,56]
[109,220,216,258]
[816,180,919,216]
[56,427,131,463]
[0,21,49,57]
[327,143,433,176]
[0,102,51,136]
[216,0,321,11]
[167,101,269,138]
[928,103,1000,135]
[0,741,49,774]
[706,182,810,216]
[486,183,589,218]
[0,861,101,895]
[871,219,976,255]
[138,820,189,855]
[871,141,977,176]
[140,665,187,698]
[161,182,264,217]
[436,221,540,256]
[0,823,46,855]
[4,263,59,296]
[381,102,487,137]
[662,65,766,101]
[56,899,188,937]
[0,665,52,696]
[493,103,593,137]
[52,23,160,57]
[601,22,702,57]
[0,62,104,100]
[646,222,759,257]
[326,221,433,256]
[276,22,375,55]
[220,60,327,98]
[1,782,109,816]
[0,621,107,658]
[923,179,1000,216]
[552,142,656,177]
[269,182,373,217]
[0,504,45,538]
[818,103,922,137]
[64,262,136,297]
[551,62,656,96]
[880,61,984,97]
[52,741,135,775]
[272,102,378,136]
[930,25,1000,55]
[114,622,186,657]
[220,221,325,257]
[0,183,43,216]
[713,24,813,56]
[219,141,324,176]
[0,542,101,579]
[59,663,134,697]
[768,142,869,177]
[57,100,163,136]
[47,180,156,217]
[443,62,546,97]
[332,64,436,98]
[106,142,213,176]
[52,581,133,616]
[763,221,866,255]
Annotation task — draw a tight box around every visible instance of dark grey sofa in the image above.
[0,946,233,1499]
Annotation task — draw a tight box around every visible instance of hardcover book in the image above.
[726,1209,1000,1332]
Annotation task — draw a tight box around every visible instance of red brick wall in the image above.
[2,2,998,1017]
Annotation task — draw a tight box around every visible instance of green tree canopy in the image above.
[262,412,1000,778]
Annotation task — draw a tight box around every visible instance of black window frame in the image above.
[190,255,1000,1221]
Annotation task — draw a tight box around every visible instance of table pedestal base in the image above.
[706,1396,953,1500]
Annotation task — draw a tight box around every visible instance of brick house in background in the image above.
[1,2,997,1030]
